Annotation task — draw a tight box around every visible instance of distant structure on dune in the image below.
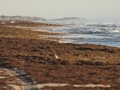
[0,15,46,22]
[0,19,15,24]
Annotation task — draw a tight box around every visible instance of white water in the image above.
[38,20,120,47]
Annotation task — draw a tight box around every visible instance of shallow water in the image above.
[39,22,120,48]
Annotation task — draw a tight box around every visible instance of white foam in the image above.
[0,76,7,79]
[73,84,111,88]
[7,83,111,90]
[37,83,68,88]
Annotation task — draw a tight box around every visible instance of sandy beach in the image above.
[0,22,120,90]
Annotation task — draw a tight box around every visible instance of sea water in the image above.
[39,22,120,48]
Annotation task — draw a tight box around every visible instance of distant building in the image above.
[0,21,6,24]
[2,21,6,24]
[10,20,15,23]
[0,19,16,24]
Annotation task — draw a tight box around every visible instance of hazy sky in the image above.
[0,0,120,22]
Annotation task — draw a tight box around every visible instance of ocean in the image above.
[39,20,120,48]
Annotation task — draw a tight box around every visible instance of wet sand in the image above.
[0,22,120,90]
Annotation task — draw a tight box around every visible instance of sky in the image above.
[0,0,120,22]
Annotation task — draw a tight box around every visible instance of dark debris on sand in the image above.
[0,24,120,90]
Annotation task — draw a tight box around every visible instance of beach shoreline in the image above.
[0,22,120,90]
